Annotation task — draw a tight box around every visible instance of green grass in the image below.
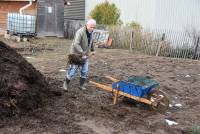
[191,126,200,134]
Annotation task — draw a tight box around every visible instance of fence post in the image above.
[193,37,200,59]
[129,31,134,52]
[156,33,165,56]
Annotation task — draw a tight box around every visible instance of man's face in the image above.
[86,23,96,33]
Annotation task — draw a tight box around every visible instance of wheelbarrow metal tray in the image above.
[112,76,159,97]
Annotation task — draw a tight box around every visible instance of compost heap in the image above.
[0,41,49,117]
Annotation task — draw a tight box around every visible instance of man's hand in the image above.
[91,51,96,56]
[82,55,88,59]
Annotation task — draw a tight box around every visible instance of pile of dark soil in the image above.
[0,41,49,117]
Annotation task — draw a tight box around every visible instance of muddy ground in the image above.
[0,37,200,134]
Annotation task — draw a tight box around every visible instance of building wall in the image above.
[0,1,36,34]
[63,0,85,38]
[154,0,200,31]
[64,0,85,20]
[85,0,200,31]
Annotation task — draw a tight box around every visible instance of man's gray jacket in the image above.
[69,26,94,55]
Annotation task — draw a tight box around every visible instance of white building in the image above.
[85,0,200,32]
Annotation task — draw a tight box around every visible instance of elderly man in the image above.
[63,19,96,91]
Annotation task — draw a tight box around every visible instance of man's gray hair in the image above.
[87,19,96,25]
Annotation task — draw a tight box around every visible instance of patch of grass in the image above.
[191,126,200,134]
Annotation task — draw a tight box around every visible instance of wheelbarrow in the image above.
[89,76,169,112]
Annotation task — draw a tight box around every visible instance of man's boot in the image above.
[79,77,86,90]
[63,78,70,91]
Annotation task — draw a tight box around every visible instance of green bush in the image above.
[90,2,122,25]
[127,21,142,31]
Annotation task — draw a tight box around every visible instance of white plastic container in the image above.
[7,13,36,35]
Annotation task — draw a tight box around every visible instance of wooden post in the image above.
[129,31,134,52]
[156,43,162,56]
[156,33,165,56]
[193,37,200,59]
[113,84,119,105]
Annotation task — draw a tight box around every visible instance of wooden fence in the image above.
[107,26,200,60]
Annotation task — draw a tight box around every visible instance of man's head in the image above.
[86,19,96,33]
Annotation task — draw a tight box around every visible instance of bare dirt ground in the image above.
[0,37,200,134]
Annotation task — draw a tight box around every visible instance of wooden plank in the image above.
[129,31,134,52]
[89,81,113,92]
[156,42,162,56]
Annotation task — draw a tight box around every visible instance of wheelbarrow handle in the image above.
[105,76,118,82]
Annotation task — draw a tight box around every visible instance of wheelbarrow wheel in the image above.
[148,90,169,113]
